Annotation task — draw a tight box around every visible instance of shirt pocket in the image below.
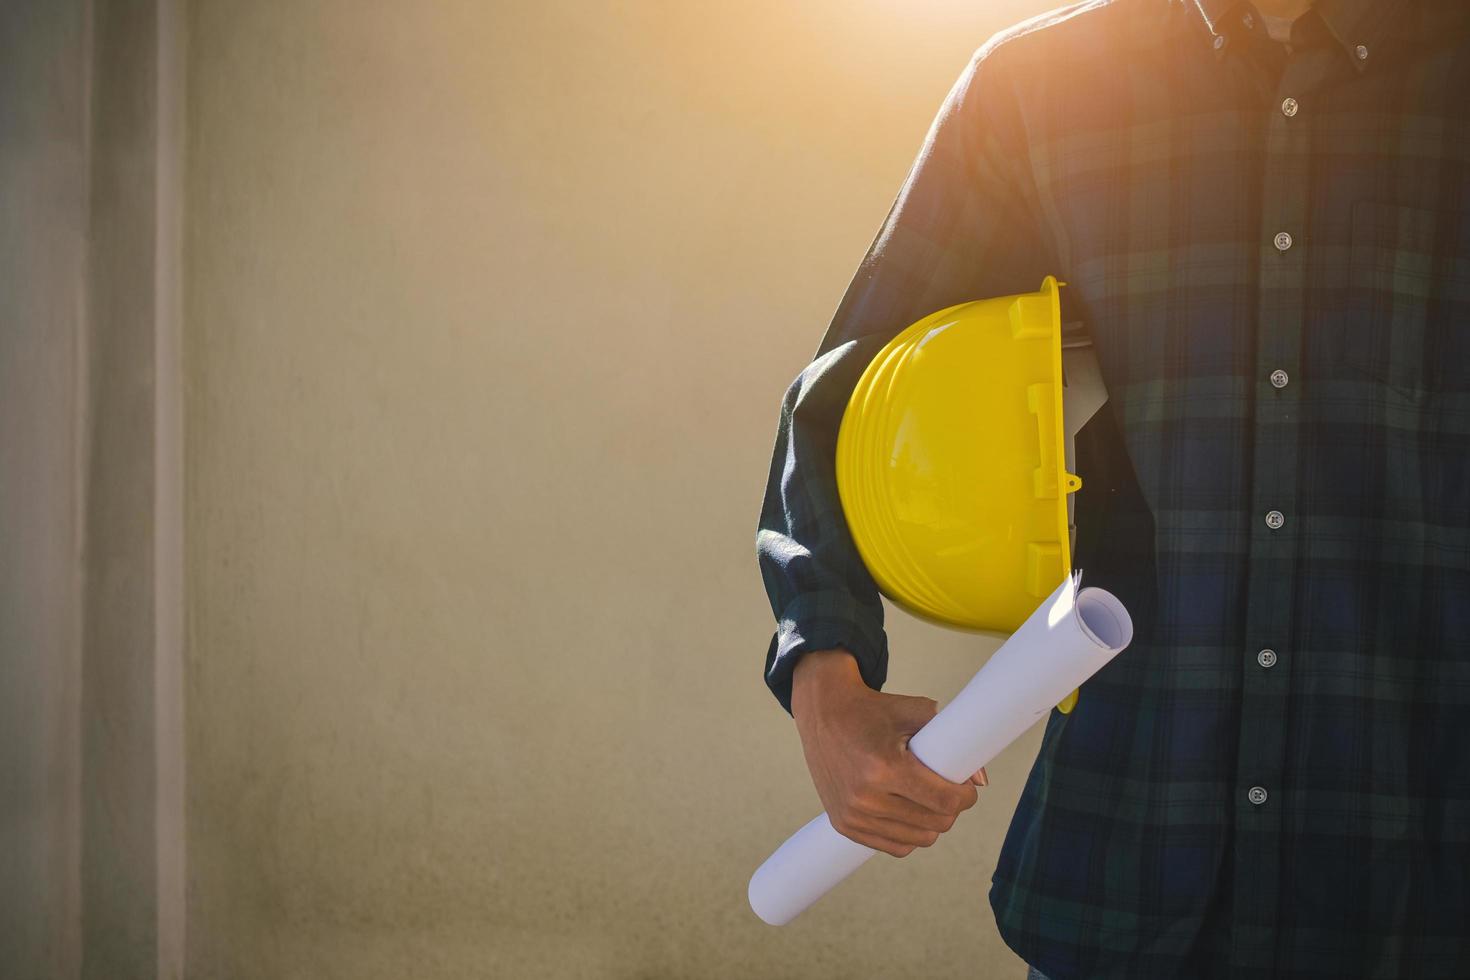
[1343,201,1470,398]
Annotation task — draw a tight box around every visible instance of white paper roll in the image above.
[748,574,1132,926]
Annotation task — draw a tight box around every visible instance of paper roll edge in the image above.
[1074,587,1133,652]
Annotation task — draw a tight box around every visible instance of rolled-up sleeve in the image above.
[755,37,1055,714]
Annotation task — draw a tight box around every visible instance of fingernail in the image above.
[979,769,989,787]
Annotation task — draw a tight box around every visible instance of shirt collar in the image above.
[1180,0,1400,72]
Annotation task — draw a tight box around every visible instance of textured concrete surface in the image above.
[0,3,88,975]
[82,2,168,976]
[184,2,1057,977]
[2,3,179,977]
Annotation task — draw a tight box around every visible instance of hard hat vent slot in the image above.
[1008,295,1052,339]
[1027,382,1061,501]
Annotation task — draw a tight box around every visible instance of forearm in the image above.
[754,38,1056,714]
[790,648,864,722]
[756,334,894,713]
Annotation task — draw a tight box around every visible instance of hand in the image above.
[790,649,989,858]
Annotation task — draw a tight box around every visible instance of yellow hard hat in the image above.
[836,276,1088,711]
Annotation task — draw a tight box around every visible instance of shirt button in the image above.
[1242,12,1254,29]
[1214,34,1227,50]
[1248,786,1269,806]
[1265,509,1285,530]
[1274,231,1293,251]
[1356,44,1369,61]
[1281,97,1299,117]
[1270,368,1289,388]
[1257,648,1278,668]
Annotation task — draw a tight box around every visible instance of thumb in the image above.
[888,695,939,737]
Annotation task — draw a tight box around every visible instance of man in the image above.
[754,0,1470,977]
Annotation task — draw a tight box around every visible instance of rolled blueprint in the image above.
[748,573,1132,926]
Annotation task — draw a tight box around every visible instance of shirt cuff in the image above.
[763,590,889,715]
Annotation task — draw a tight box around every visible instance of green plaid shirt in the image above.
[754,1,1470,976]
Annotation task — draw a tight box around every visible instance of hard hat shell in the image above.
[836,276,1082,635]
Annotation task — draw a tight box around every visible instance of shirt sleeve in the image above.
[755,39,1056,714]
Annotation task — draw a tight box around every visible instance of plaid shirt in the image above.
[754,1,1470,976]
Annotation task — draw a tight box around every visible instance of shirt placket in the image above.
[1229,45,1321,976]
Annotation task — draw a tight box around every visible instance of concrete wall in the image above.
[80,1,182,976]
[2,2,184,978]
[0,3,89,975]
[180,1,1058,977]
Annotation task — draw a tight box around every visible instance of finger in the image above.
[832,826,912,857]
[894,752,979,816]
[887,695,939,737]
[847,813,944,849]
[851,792,956,833]
[863,837,918,859]
[969,767,989,787]
[829,817,922,858]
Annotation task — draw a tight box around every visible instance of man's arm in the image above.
[756,37,1054,857]
[791,649,986,857]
